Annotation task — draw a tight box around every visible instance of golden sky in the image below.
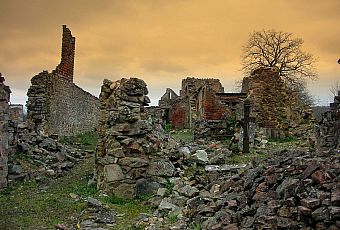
[1,0,340,105]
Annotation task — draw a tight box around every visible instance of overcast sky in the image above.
[1,0,340,106]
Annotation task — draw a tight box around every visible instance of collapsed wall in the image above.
[318,91,340,149]
[241,67,315,138]
[26,26,99,136]
[96,78,177,199]
[0,75,11,188]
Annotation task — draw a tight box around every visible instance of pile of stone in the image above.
[96,78,179,199]
[134,146,339,229]
[8,122,87,183]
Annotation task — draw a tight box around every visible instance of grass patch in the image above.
[268,135,298,143]
[226,151,269,164]
[60,131,98,150]
[168,213,179,224]
[0,157,93,229]
[170,129,194,144]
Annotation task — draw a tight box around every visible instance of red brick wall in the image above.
[170,103,186,129]
[202,89,227,120]
[55,25,75,82]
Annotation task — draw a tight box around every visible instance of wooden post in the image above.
[243,98,251,153]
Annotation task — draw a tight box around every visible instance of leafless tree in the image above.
[330,81,340,98]
[241,29,318,86]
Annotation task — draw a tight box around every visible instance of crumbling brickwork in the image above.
[96,78,176,199]
[0,74,11,188]
[156,77,245,140]
[158,77,239,129]
[241,67,315,137]
[317,91,340,149]
[54,25,75,82]
[27,26,99,136]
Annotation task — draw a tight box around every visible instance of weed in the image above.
[164,178,174,197]
[136,193,154,201]
[103,194,135,205]
[0,186,14,196]
[73,183,98,197]
[164,123,173,133]
[168,214,179,223]
[191,223,202,230]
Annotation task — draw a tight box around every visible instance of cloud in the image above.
[1,0,340,106]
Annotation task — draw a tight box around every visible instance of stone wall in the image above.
[317,91,340,149]
[0,75,11,188]
[27,26,99,136]
[241,67,315,137]
[96,78,177,199]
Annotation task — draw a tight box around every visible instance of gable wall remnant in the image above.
[241,67,315,138]
[27,26,99,136]
[0,74,11,188]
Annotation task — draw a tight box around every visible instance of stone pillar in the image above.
[0,74,11,188]
[96,78,175,199]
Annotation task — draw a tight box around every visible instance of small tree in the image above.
[241,29,318,86]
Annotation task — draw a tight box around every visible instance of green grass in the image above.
[170,129,194,144]
[0,131,151,230]
[168,213,179,224]
[0,157,93,229]
[226,151,269,164]
[268,135,298,143]
[60,131,98,150]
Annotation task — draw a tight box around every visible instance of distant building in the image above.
[9,104,24,122]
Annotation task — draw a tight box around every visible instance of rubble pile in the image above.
[134,144,340,229]
[8,123,88,183]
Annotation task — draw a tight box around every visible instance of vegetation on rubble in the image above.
[170,129,194,143]
[226,151,269,164]
[0,132,150,229]
[60,130,98,150]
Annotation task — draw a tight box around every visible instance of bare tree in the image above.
[330,81,340,98]
[241,29,318,86]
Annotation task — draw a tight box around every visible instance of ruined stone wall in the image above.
[27,71,99,136]
[317,91,340,149]
[0,76,11,188]
[180,77,223,97]
[27,26,99,136]
[241,67,315,137]
[96,78,177,199]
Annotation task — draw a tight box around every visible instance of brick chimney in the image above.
[55,25,75,82]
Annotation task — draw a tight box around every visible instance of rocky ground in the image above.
[1,128,339,230]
